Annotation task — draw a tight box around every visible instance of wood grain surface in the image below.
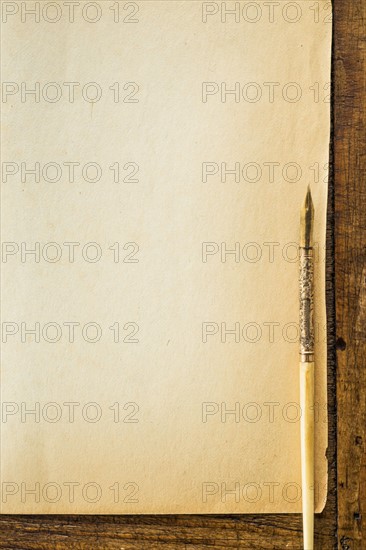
[0,0,365,548]
[334,0,366,549]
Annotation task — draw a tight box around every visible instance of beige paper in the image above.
[0,0,331,514]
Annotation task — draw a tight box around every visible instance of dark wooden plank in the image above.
[334,0,366,549]
[0,513,337,549]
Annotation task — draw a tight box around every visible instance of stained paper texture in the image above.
[1,0,331,513]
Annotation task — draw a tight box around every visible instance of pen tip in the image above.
[304,186,314,211]
[300,187,314,248]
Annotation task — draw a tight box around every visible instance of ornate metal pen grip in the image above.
[299,248,314,362]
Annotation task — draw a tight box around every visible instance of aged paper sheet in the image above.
[1,0,331,513]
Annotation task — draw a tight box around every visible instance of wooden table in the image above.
[1,1,365,547]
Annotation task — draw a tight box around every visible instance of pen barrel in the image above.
[299,248,314,363]
[299,246,314,549]
[300,361,315,550]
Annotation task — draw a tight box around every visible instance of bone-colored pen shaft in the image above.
[299,187,315,550]
[300,360,314,550]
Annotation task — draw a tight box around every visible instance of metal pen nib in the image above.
[300,186,314,249]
